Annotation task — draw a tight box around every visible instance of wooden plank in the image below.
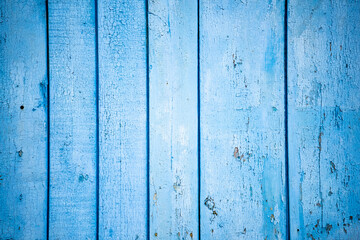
[48,1,97,238]
[149,0,198,239]
[288,0,360,239]
[0,0,48,239]
[97,0,148,239]
[200,0,286,238]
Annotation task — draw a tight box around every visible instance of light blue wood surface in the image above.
[149,0,198,239]
[48,1,97,239]
[0,0,48,239]
[98,0,148,239]
[200,0,286,239]
[1,1,360,239]
[288,0,360,239]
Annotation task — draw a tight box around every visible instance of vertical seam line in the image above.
[146,0,150,239]
[46,0,50,239]
[284,0,290,239]
[197,0,201,239]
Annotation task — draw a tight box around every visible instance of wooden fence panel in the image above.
[288,0,360,239]
[200,1,286,239]
[48,1,97,238]
[0,0,48,239]
[149,0,199,239]
[2,1,360,239]
[98,0,148,239]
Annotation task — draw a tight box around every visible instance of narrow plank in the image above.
[288,1,360,239]
[48,1,97,238]
[0,0,48,239]
[200,0,286,238]
[149,0,198,239]
[98,0,148,239]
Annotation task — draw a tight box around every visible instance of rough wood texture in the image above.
[98,0,148,239]
[0,0,48,239]
[48,1,97,238]
[3,1,360,239]
[200,0,286,239]
[288,0,360,239]
[149,0,199,239]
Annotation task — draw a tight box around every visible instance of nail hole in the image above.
[20,105,24,110]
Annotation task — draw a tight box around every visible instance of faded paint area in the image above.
[149,0,198,239]
[288,0,360,239]
[200,0,286,239]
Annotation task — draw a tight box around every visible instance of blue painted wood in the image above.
[48,1,97,239]
[288,0,360,239]
[200,0,286,239]
[97,0,148,239]
[0,0,48,239]
[2,1,360,238]
[149,0,199,239]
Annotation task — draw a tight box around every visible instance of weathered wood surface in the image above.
[200,0,286,239]
[2,1,360,239]
[48,0,97,239]
[288,0,360,239]
[149,0,199,239]
[0,0,48,239]
[98,0,148,239]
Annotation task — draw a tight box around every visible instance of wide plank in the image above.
[288,0,360,238]
[200,0,286,238]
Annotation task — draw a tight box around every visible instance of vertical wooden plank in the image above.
[200,0,286,239]
[0,0,47,239]
[48,1,97,238]
[98,0,147,239]
[288,1,360,239]
[149,0,198,239]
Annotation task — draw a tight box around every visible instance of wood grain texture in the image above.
[0,0,48,239]
[200,0,286,239]
[149,0,198,239]
[98,0,148,239]
[2,1,360,238]
[48,1,97,239]
[288,0,360,239]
